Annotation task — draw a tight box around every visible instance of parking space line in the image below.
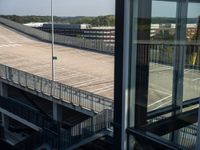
[148,95,172,107]
[90,85,114,93]
[192,78,200,81]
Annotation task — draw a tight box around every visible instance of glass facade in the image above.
[114,0,200,149]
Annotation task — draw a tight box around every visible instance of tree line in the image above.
[0,15,115,27]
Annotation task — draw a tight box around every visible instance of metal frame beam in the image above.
[113,0,125,148]
[127,128,183,150]
[144,108,198,136]
[134,0,152,128]
[0,107,41,131]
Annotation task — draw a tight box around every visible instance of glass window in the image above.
[128,0,200,149]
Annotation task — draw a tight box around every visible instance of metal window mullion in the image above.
[172,0,188,113]
[171,0,188,144]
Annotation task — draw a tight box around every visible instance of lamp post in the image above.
[51,0,59,123]
[51,0,55,81]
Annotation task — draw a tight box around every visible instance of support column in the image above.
[53,101,62,150]
[114,0,151,149]
[172,0,188,108]
[0,82,8,97]
[134,0,152,128]
[196,103,200,150]
[1,114,9,128]
[171,0,188,144]
[53,102,62,122]
[0,82,9,128]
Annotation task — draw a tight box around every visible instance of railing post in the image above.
[18,70,20,84]
[79,89,81,106]
[91,96,94,112]
[41,78,43,93]
[59,84,62,100]
[92,117,95,133]
[34,76,36,90]
[51,81,53,97]
[25,72,28,87]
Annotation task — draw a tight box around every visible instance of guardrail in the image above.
[14,109,113,150]
[0,96,55,128]
[0,64,114,113]
[0,17,114,54]
[137,42,200,69]
[60,109,113,149]
[0,95,113,150]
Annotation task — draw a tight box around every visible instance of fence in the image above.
[0,17,114,54]
[59,109,113,149]
[138,42,200,69]
[0,64,114,113]
[13,109,113,150]
[0,95,113,150]
[0,96,55,129]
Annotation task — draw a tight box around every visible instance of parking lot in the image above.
[0,24,199,110]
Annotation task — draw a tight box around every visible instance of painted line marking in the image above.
[150,88,171,95]
[0,44,22,48]
[192,78,200,81]
[0,35,15,43]
[148,95,172,107]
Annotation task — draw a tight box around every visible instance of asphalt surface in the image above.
[0,24,114,99]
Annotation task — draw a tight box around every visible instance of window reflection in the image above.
[128,0,200,149]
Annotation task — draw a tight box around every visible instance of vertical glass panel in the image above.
[128,0,200,149]
[148,1,177,112]
[183,2,200,101]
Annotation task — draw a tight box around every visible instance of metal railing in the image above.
[0,95,113,150]
[59,109,113,149]
[137,42,200,111]
[0,96,55,128]
[0,64,114,113]
[137,42,200,68]
[0,17,114,54]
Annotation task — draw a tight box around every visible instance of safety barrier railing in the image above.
[137,42,200,69]
[59,109,113,149]
[137,42,200,111]
[0,95,113,150]
[0,17,114,54]
[0,64,114,113]
[0,96,55,129]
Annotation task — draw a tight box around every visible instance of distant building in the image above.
[23,22,46,28]
[42,23,92,30]
[150,23,198,41]
[186,24,197,41]
[36,23,115,44]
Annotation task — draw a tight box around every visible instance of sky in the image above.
[0,0,200,18]
[0,0,115,17]
[152,1,200,18]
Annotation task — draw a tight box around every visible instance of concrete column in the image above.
[53,101,62,149]
[1,113,9,128]
[0,82,9,128]
[53,102,62,122]
[0,82,3,96]
[0,82,8,97]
